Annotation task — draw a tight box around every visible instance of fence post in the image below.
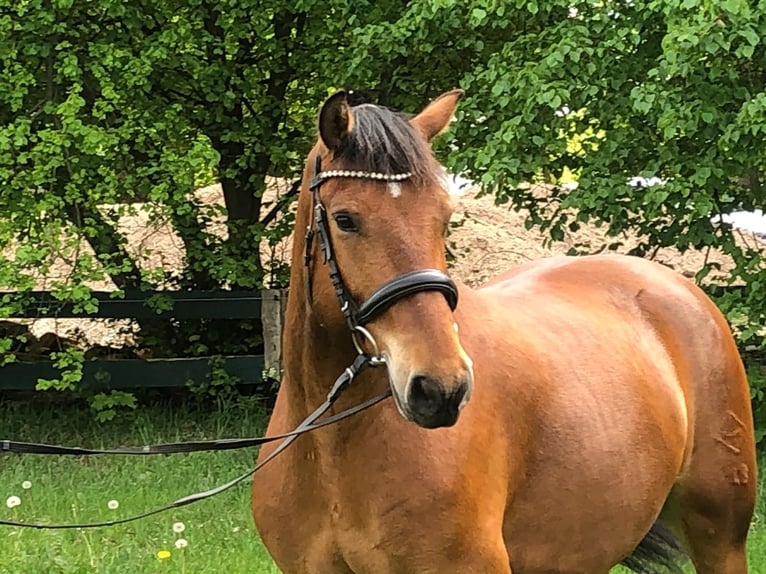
[261,289,287,379]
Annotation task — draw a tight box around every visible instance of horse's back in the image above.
[479,253,751,421]
[480,253,739,373]
[477,252,755,469]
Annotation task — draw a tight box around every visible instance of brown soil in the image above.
[4,179,764,354]
[446,185,761,287]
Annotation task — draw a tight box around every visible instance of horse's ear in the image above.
[318,90,353,151]
[410,89,465,142]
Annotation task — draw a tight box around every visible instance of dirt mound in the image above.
[446,184,759,287]
[4,179,764,351]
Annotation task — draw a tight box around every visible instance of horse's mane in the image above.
[332,96,439,184]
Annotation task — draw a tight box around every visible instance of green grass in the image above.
[0,397,764,573]
[0,397,280,574]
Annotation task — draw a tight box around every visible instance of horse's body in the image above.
[252,90,757,573]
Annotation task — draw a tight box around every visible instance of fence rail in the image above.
[0,289,286,392]
[4,289,269,319]
[0,356,266,391]
[0,282,749,392]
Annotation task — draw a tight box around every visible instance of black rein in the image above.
[1,151,461,531]
[0,355,390,530]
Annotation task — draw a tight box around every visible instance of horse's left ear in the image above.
[318,89,353,151]
[410,89,465,142]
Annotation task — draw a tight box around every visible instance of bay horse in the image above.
[251,89,758,573]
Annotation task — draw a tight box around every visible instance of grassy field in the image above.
[1,397,764,574]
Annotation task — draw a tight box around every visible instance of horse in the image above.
[251,88,758,573]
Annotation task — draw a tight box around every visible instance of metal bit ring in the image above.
[352,326,385,366]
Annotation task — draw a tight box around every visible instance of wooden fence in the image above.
[0,282,753,392]
[0,289,286,391]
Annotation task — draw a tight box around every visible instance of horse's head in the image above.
[301,88,474,429]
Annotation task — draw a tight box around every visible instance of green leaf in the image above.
[470,7,487,23]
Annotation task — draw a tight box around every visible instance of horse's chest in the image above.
[253,452,353,573]
[255,451,424,574]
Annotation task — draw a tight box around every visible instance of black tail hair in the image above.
[619,521,689,574]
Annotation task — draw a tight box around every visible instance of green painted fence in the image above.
[0,290,286,391]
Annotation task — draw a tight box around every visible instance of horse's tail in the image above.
[619,521,688,574]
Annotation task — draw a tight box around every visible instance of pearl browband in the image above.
[316,170,412,182]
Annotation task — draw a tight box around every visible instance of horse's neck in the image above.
[280,273,385,420]
[278,197,389,430]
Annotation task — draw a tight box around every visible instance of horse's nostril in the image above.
[453,379,469,409]
[407,375,444,417]
[405,374,472,428]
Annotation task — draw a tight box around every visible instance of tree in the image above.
[339,0,766,438]
[2,1,764,435]
[0,1,348,295]
[0,1,357,384]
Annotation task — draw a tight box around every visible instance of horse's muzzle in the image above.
[403,372,472,429]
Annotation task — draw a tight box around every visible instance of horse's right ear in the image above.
[318,90,353,151]
[410,89,464,142]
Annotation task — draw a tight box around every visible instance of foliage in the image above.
[747,361,766,445]
[337,0,766,440]
[186,355,243,402]
[0,1,341,396]
[1,1,765,434]
[35,347,84,392]
[0,0,320,295]
[87,390,137,422]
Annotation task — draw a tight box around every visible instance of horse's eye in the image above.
[333,212,359,233]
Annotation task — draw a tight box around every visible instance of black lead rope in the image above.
[0,355,391,530]
[1,390,389,456]
[1,154,460,531]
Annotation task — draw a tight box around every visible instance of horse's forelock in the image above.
[332,104,438,184]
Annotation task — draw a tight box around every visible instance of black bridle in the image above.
[0,155,460,530]
[304,153,459,358]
